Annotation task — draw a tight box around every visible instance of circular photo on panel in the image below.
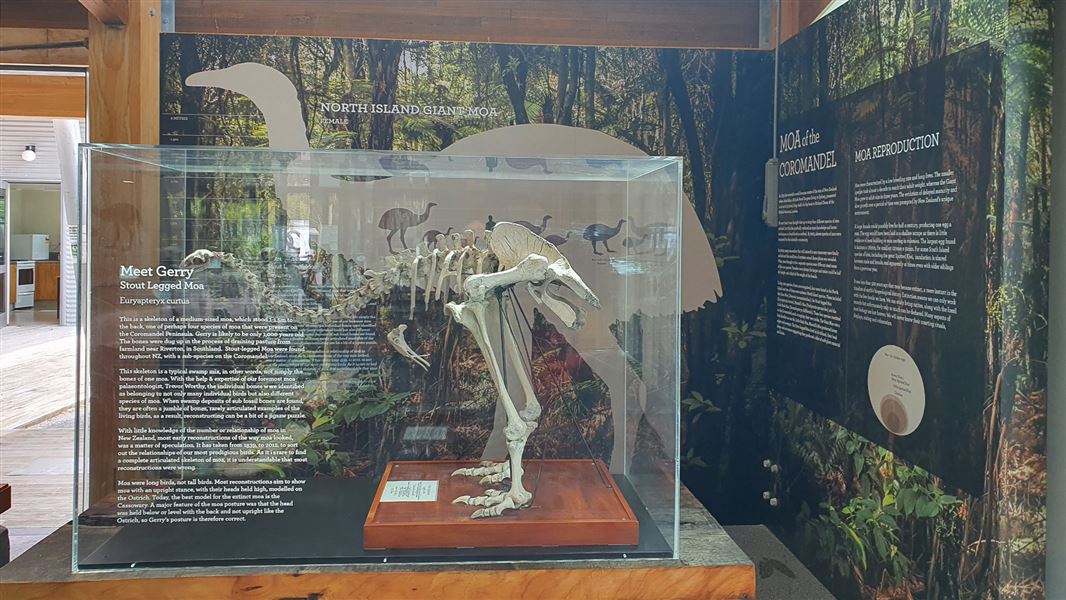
[867,345,925,436]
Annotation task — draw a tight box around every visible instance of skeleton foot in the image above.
[479,470,510,485]
[450,461,510,480]
[469,489,532,518]
[452,488,505,506]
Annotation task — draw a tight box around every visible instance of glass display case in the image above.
[75,146,683,569]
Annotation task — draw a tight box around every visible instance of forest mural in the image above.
[160,33,773,516]
[158,0,1054,593]
[753,0,1054,598]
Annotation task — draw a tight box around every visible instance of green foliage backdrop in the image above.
[158,1,1055,593]
[748,1,1054,598]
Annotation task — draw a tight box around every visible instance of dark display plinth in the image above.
[78,474,666,568]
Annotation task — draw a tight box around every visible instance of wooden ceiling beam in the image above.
[0,74,86,118]
[0,0,88,29]
[79,0,129,27]
[173,0,765,49]
[0,27,89,66]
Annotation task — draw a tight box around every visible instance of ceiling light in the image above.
[21,145,36,162]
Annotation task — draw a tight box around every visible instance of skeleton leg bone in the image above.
[472,291,543,491]
[444,256,551,516]
[499,291,542,425]
[446,300,527,513]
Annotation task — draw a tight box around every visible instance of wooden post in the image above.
[87,0,158,144]
[79,0,129,27]
[86,0,160,505]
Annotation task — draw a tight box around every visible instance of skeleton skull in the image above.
[527,259,601,329]
[489,223,600,329]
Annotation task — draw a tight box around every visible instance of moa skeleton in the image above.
[181,222,601,518]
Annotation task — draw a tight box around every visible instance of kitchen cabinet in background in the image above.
[34,262,59,301]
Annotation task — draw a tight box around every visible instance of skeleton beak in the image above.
[542,289,583,329]
[548,259,601,309]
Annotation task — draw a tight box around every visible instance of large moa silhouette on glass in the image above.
[185,63,723,473]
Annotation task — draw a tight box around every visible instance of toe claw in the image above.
[479,471,509,485]
[452,462,509,479]
[468,496,517,518]
[452,495,471,504]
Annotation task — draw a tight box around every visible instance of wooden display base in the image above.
[364,459,639,550]
[0,485,756,600]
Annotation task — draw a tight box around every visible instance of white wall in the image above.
[10,187,61,254]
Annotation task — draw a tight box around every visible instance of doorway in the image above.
[5,182,61,325]
[0,116,84,562]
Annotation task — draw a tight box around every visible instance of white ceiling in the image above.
[0,117,85,184]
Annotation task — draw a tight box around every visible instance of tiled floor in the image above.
[0,312,76,430]
[0,313,78,561]
[7,299,61,326]
[0,430,74,560]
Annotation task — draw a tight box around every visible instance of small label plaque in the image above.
[402,425,449,441]
[380,480,438,503]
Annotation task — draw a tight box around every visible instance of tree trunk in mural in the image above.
[660,80,673,154]
[929,0,950,60]
[584,48,596,128]
[290,38,311,141]
[903,0,923,72]
[323,40,342,84]
[542,90,555,123]
[817,18,830,104]
[556,47,580,126]
[1029,117,1050,375]
[702,52,775,524]
[659,49,708,220]
[494,45,530,125]
[339,39,366,149]
[368,40,403,150]
[555,48,570,125]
